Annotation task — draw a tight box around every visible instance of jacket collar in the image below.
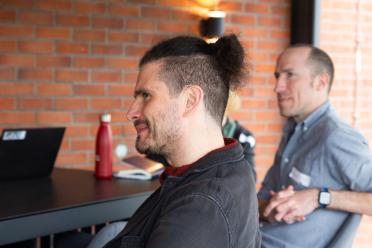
[159,138,243,184]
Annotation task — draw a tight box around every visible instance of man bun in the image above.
[211,34,246,90]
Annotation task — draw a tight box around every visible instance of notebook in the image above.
[113,155,165,180]
[0,127,65,180]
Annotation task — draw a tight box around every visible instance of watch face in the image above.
[319,192,331,205]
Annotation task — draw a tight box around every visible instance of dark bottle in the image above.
[95,113,113,179]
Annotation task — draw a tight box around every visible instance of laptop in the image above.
[0,127,65,180]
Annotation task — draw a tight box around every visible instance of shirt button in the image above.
[303,126,308,131]
[284,158,289,163]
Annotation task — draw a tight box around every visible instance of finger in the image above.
[276,187,295,198]
[281,208,297,224]
[287,185,294,191]
[284,217,295,224]
[274,211,287,222]
[296,216,306,222]
[271,199,294,222]
[269,190,277,196]
[275,203,293,222]
[276,199,295,214]
[264,201,280,217]
[264,197,289,217]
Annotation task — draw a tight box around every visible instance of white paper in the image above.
[289,167,311,187]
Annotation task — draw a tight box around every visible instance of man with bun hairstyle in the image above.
[102,34,261,248]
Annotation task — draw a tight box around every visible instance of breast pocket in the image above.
[289,152,323,189]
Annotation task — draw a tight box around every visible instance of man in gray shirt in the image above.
[258,44,372,247]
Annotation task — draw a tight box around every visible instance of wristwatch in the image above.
[318,187,331,208]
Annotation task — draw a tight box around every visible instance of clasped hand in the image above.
[263,185,319,224]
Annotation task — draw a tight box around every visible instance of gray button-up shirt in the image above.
[258,101,372,248]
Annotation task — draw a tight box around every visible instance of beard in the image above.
[135,104,181,157]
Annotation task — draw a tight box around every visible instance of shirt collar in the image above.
[288,101,331,133]
[302,101,330,129]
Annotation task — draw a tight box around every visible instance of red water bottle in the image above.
[95,113,113,179]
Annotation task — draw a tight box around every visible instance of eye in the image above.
[287,72,293,77]
[142,92,150,100]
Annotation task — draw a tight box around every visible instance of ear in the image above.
[181,85,203,117]
[314,72,330,92]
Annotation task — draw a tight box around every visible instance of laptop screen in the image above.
[0,127,65,180]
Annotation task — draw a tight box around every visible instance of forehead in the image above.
[276,47,311,69]
[135,61,169,93]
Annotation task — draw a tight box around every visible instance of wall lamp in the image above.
[200,10,226,43]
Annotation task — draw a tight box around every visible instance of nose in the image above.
[126,99,141,121]
[274,74,286,94]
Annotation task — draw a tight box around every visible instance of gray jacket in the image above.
[104,139,261,248]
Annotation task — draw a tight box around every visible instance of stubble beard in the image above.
[135,105,181,157]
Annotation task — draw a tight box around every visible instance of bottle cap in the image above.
[101,113,111,123]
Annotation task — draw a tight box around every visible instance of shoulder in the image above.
[174,163,255,206]
[166,162,254,208]
[167,178,237,211]
[320,113,368,148]
[317,112,372,177]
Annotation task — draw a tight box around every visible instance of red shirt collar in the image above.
[159,138,237,185]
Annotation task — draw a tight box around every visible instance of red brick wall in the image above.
[321,1,372,247]
[0,0,289,172]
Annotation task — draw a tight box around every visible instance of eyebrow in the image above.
[134,88,151,98]
[276,68,294,73]
[274,68,293,74]
[274,68,295,78]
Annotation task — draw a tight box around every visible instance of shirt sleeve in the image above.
[327,128,372,192]
[146,193,230,248]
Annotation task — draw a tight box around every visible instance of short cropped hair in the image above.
[290,44,335,92]
[139,34,246,125]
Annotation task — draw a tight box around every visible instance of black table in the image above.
[0,168,159,245]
